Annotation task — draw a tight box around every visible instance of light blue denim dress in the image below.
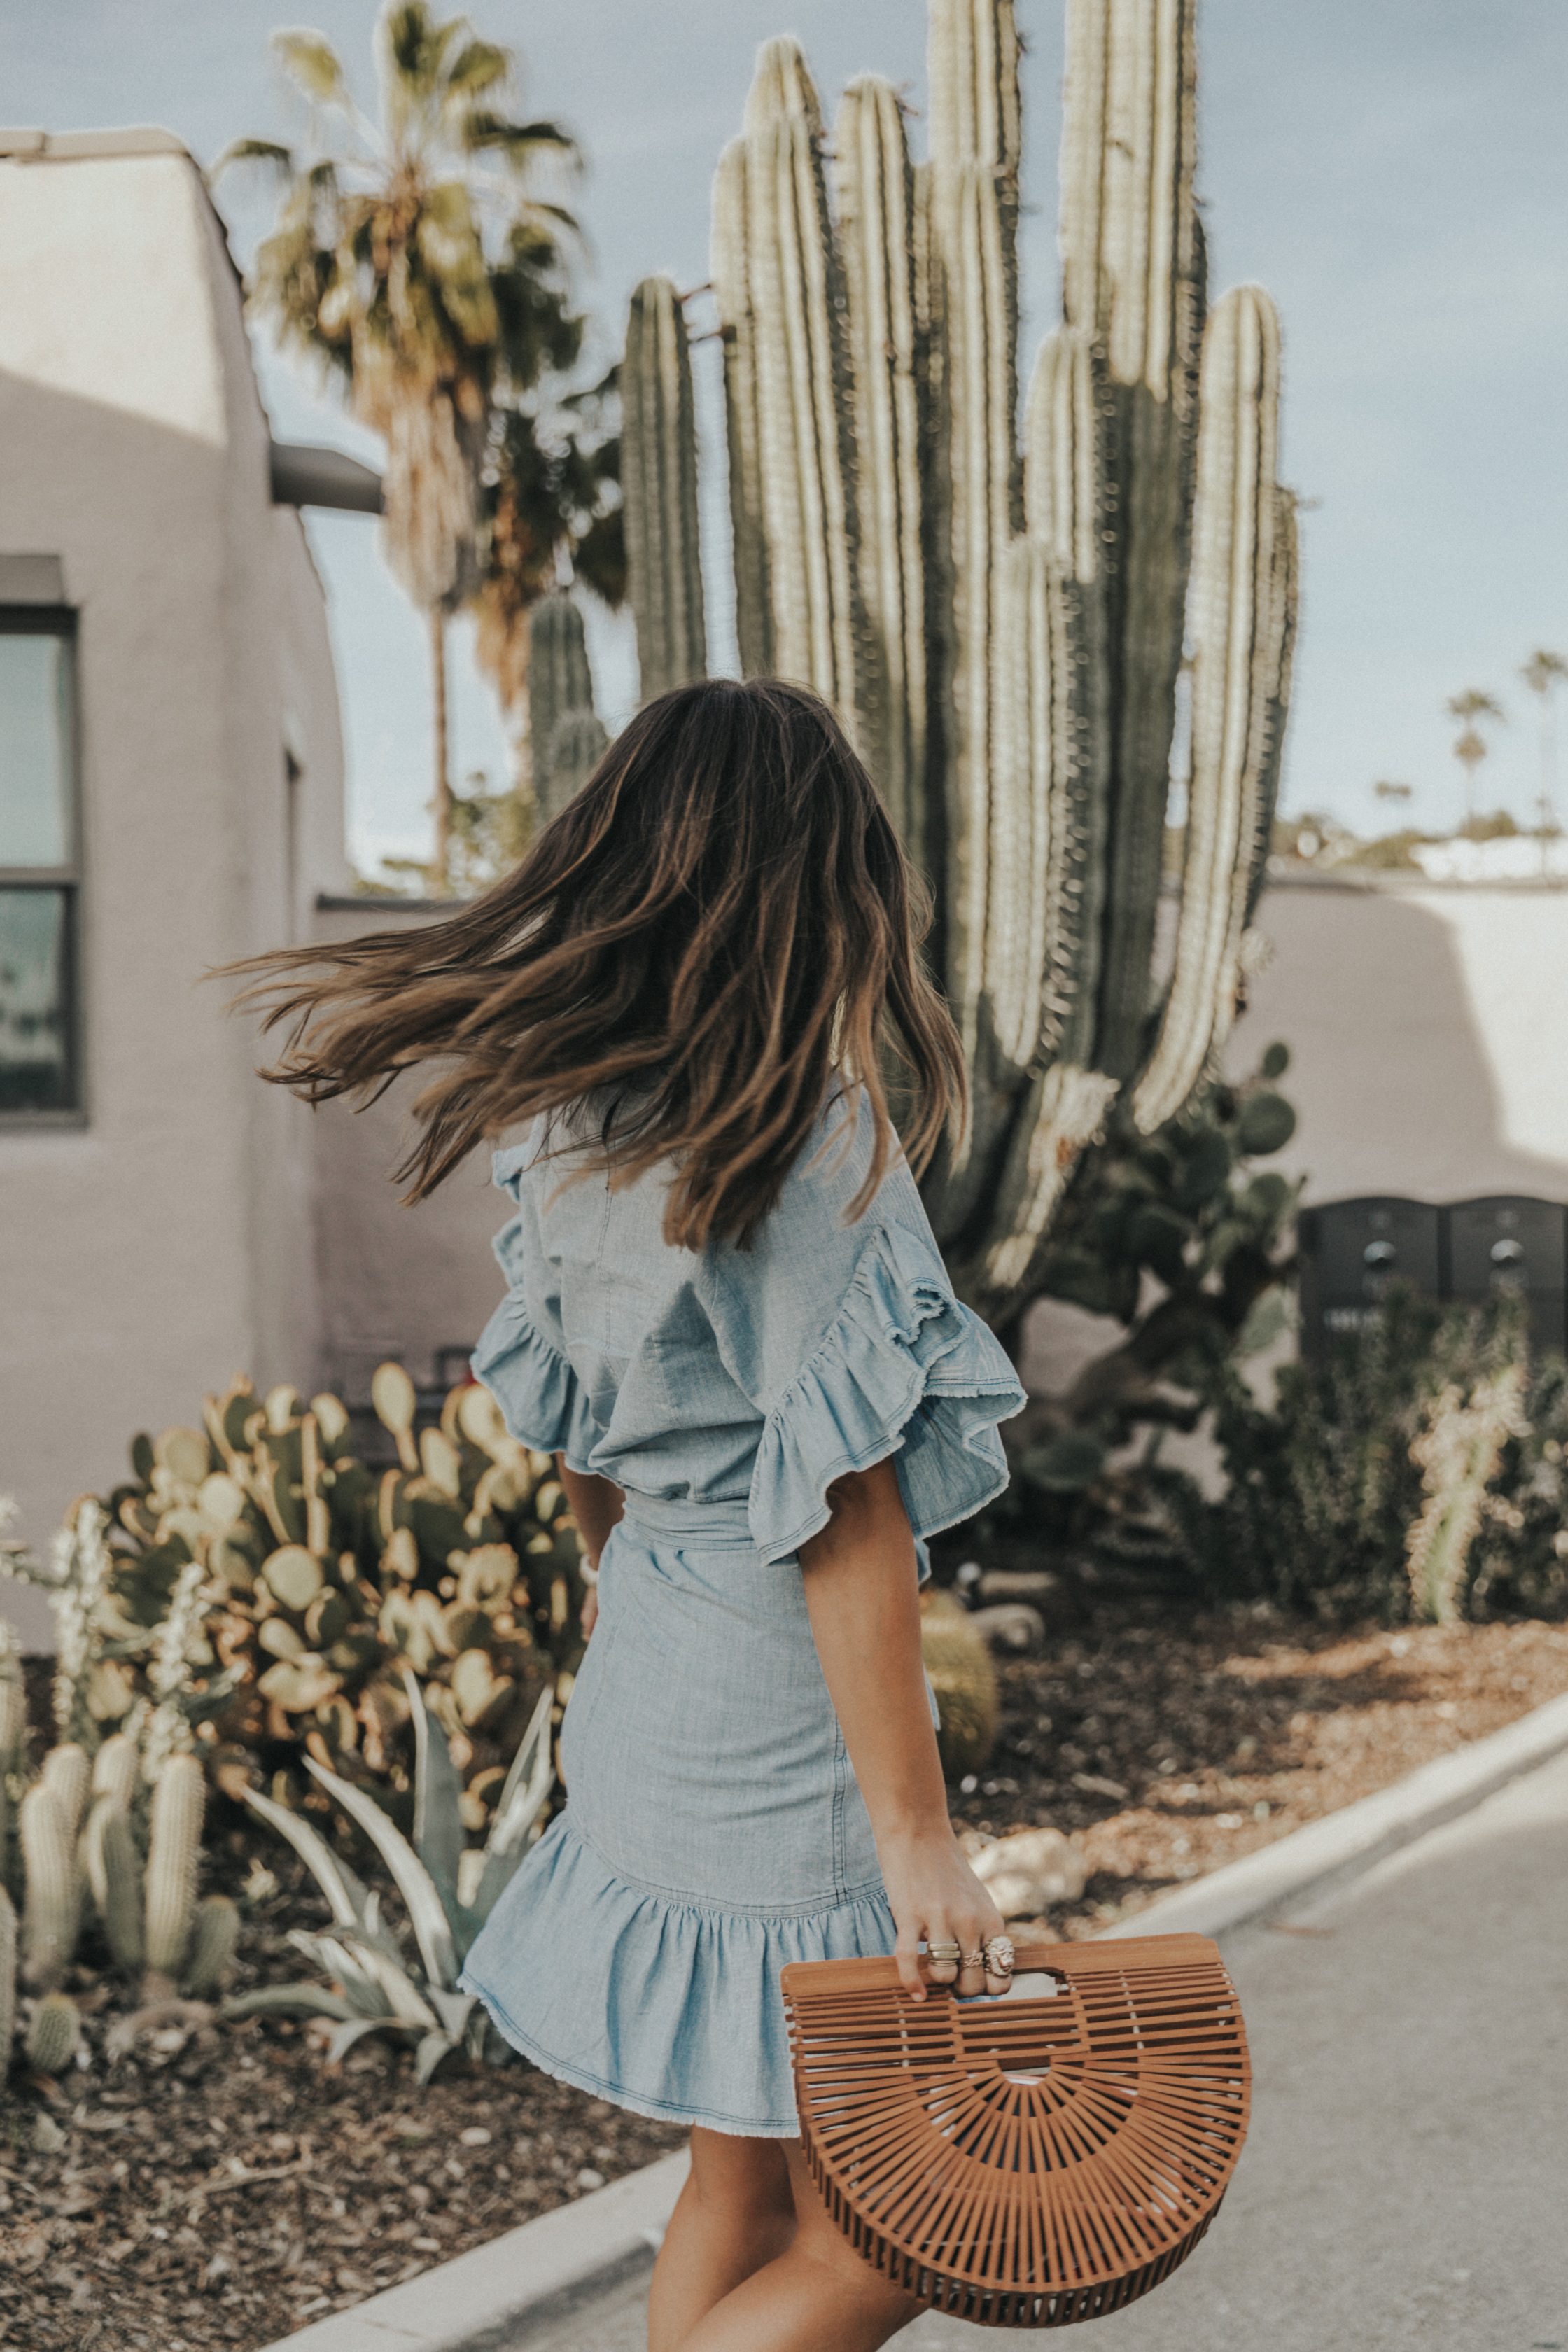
[457,1091,1026,2136]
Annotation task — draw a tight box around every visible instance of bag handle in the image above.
[780,1930,1222,2002]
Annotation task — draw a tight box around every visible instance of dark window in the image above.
[0,612,79,1116]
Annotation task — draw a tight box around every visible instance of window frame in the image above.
[0,605,85,1128]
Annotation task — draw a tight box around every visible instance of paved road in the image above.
[525,1753,1568,2351]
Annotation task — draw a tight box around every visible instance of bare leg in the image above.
[647,2128,797,2352]
[669,2140,923,2352]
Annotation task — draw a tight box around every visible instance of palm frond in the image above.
[444,38,512,102]
[465,114,579,171]
[210,136,298,182]
[272,28,351,108]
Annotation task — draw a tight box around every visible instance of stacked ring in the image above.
[926,1940,962,1963]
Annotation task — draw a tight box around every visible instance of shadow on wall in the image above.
[1025,885,1568,1404]
[1238,883,1568,1208]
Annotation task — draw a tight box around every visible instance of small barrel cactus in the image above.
[25,1988,81,2076]
[920,1597,1000,1782]
[184,1893,241,1996]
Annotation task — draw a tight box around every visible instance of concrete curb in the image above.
[258,1688,1568,2352]
[255,2152,690,2352]
[1098,1684,1568,1940]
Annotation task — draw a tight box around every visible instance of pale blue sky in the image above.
[5,1,1567,872]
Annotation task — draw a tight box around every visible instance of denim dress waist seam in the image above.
[564,1811,884,1920]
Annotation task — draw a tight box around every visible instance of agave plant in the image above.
[225,1670,554,2081]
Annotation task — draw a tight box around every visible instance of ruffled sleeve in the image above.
[744,1217,1026,1566]
[470,1145,599,1469]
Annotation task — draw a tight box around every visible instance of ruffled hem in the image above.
[458,1813,897,2137]
[748,1220,1027,1564]
[470,1287,598,1468]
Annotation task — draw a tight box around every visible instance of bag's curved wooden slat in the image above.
[782,1931,1250,2328]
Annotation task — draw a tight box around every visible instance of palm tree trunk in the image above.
[430,604,452,896]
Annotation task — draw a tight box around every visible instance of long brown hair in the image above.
[234,676,965,1247]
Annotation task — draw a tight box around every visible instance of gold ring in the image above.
[960,1949,986,1971]
[984,1935,1016,1976]
[926,1940,962,1961]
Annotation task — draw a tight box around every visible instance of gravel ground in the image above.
[4,1608,1567,2352]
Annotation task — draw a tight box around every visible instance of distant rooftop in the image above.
[0,128,188,161]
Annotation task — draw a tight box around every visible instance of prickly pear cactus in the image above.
[84,1368,585,1830]
[607,0,1298,1323]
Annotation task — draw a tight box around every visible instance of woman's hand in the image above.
[879,1826,1009,2001]
[798,1460,1014,2003]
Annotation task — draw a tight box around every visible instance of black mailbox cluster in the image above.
[1298,1196,1568,1360]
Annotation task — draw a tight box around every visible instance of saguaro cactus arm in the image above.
[622,274,707,702]
[834,76,926,848]
[1060,0,1204,1081]
[734,40,861,715]
[925,0,1023,1104]
[1133,284,1289,1134]
[528,592,602,822]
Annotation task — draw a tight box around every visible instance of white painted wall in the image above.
[0,137,346,1644]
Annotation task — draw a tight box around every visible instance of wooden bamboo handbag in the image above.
[780,1933,1250,2329]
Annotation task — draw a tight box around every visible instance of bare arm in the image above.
[799,1457,1005,1998]
[557,1455,623,1635]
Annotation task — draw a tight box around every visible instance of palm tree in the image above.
[1520,649,1568,844]
[218,5,585,890]
[1446,690,1506,833]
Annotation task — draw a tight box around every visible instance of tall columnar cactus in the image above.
[0,1886,15,2066]
[834,77,927,848]
[714,41,862,722]
[527,592,607,825]
[611,0,1296,1318]
[20,1780,80,1990]
[925,0,1023,1115]
[144,1749,205,1988]
[0,1617,24,1864]
[1133,286,1290,1133]
[1059,0,1204,1081]
[622,276,708,702]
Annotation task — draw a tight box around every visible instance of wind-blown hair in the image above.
[234,676,965,1249]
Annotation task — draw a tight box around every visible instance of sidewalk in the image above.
[527,1749,1568,2351]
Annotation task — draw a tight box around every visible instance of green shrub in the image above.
[1165,1286,1568,1623]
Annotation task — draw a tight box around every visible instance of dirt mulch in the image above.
[5,1609,1567,2351]
[952,1608,1568,1935]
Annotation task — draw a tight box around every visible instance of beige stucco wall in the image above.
[1233,876,1568,1205]
[0,141,346,1644]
